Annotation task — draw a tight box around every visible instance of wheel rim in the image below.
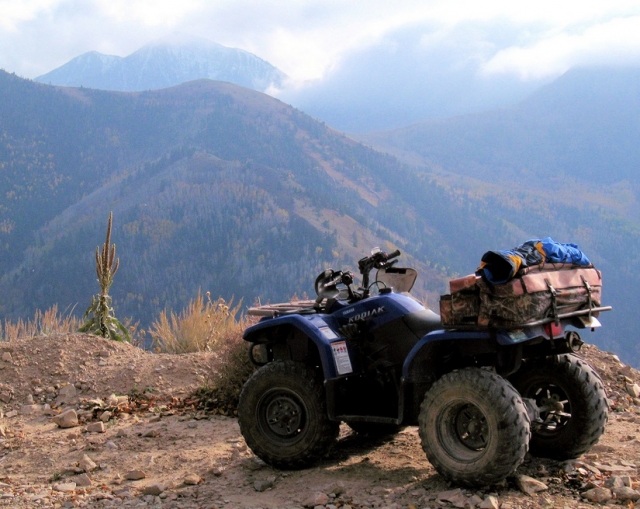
[436,401,490,461]
[257,388,307,444]
[524,383,571,436]
[454,404,489,450]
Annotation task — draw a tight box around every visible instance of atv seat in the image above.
[404,308,443,338]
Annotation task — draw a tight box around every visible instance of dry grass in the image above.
[193,330,256,415]
[148,291,247,354]
[147,291,256,414]
[1,305,82,341]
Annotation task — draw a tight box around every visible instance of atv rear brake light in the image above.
[544,321,563,338]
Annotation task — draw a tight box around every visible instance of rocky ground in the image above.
[0,333,639,509]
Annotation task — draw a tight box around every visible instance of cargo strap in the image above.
[545,279,559,324]
[581,275,593,319]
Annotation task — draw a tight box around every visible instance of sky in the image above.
[3,0,640,81]
[3,0,640,130]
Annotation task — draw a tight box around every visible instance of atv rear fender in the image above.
[400,326,562,422]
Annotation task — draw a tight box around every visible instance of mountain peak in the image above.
[35,33,286,93]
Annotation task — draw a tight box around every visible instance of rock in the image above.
[613,486,640,502]
[1,352,12,363]
[75,473,92,487]
[304,492,330,507]
[142,483,165,496]
[20,404,42,415]
[0,391,11,403]
[605,476,626,488]
[254,479,274,492]
[184,473,202,485]
[326,481,346,496]
[113,487,133,498]
[99,411,112,422]
[143,429,159,438]
[125,470,146,480]
[54,482,76,492]
[86,422,105,433]
[79,454,98,472]
[57,384,77,404]
[5,410,17,418]
[582,487,613,504]
[52,409,79,428]
[627,383,640,399]
[467,494,484,506]
[437,488,468,508]
[479,495,500,509]
[209,466,225,477]
[105,441,118,450]
[516,475,549,496]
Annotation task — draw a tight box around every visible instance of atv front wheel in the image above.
[418,367,530,487]
[238,361,339,469]
[509,353,608,460]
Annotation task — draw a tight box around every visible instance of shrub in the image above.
[192,329,256,416]
[148,291,243,353]
[150,291,256,414]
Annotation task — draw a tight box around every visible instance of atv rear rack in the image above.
[444,305,612,331]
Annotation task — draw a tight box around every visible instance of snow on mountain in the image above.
[35,33,287,93]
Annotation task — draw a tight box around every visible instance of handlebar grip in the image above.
[387,249,401,260]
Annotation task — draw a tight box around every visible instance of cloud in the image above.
[4,0,640,131]
[3,0,640,81]
[276,21,550,131]
[482,15,640,80]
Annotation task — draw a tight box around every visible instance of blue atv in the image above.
[238,248,609,487]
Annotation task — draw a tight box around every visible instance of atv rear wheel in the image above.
[418,367,530,487]
[510,353,608,460]
[238,361,339,469]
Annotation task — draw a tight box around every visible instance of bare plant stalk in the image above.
[79,212,130,342]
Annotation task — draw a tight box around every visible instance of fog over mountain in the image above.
[276,23,553,132]
[32,28,554,133]
[35,33,287,93]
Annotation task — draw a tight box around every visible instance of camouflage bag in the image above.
[440,265,602,328]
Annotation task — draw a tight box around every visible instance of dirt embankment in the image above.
[0,335,639,508]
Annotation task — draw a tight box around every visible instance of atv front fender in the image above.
[243,314,349,379]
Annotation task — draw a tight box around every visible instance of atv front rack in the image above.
[248,300,318,317]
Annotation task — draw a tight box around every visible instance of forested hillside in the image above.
[0,71,458,328]
[359,66,640,366]
[0,69,636,366]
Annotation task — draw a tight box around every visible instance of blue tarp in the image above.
[479,237,591,285]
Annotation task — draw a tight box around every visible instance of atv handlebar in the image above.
[358,248,402,297]
[314,248,402,305]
